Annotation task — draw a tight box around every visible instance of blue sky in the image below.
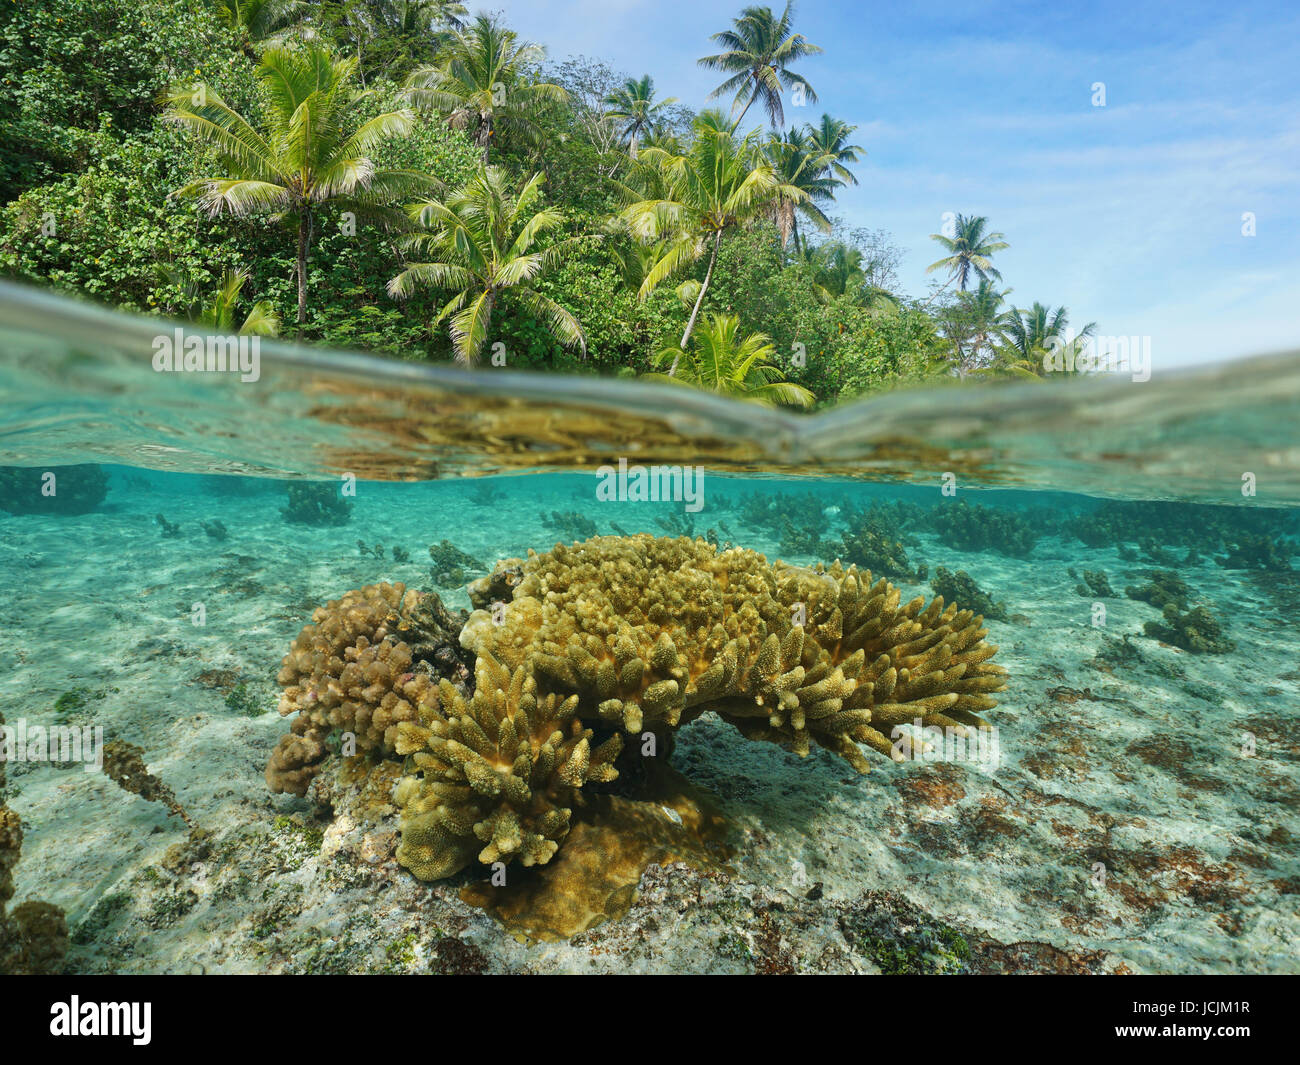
[489,0,1300,369]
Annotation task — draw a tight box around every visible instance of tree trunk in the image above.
[296,211,308,325]
[671,230,721,375]
[629,131,638,160]
[730,75,759,134]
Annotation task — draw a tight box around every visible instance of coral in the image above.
[392,655,622,880]
[0,463,108,515]
[777,520,823,557]
[1142,604,1234,655]
[737,491,830,539]
[1071,568,1115,598]
[201,518,228,541]
[102,740,194,828]
[156,512,181,537]
[1219,532,1295,571]
[268,584,472,795]
[282,482,352,526]
[839,526,926,581]
[1070,499,1296,552]
[455,535,1002,811]
[428,540,484,587]
[1138,536,1180,566]
[0,710,68,974]
[542,510,599,540]
[931,567,1007,620]
[392,546,411,564]
[1125,570,1190,611]
[273,535,1005,890]
[926,500,1038,557]
[357,540,385,558]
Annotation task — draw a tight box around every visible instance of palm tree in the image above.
[403,14,567,163]
[955,279,1012,373]
[620,119,805,370]
[604,75,679,160]
[216,0,308,53]
[387,167,586,365]
[199,269,281,336]
[925,213,1008,294]
[998,302,1095,376]
[164,44,432,325]
[647,313,814,407]
[699,3,822,132]
[764,126,834,250]
[804,113,864,186]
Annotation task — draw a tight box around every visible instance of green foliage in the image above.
[647,312,814,408]
[0,0,242,200]
[0,2,1091,401]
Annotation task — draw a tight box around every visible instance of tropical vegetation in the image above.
[0,0,1096,406]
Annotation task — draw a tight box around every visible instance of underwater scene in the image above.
[1,288,1298,977]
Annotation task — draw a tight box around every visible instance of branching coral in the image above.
[273,535,1007,887]
[932,567,1007,620]
[267,583,471,795]
[926,500,1039,558]
[461,534,1003,777]
[281,482,352,526]
[391,655,622,879]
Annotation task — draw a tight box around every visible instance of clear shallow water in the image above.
[1,283,1298,974]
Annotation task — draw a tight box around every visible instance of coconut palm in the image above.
[804,113,864,186]
[604,75,679,160]
[997,302,1096,377]
[216,0,308,53]
[403,14,567,163]
[387,167,586,365]
[764,126,834,249]
[699,3,822,132]
[199,270,281,336]
[164,44,432,325]
[620,118,805,370]
[925,213,1008,294]
[647,313,814,407]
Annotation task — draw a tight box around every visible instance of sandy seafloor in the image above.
[2,469,1297,975]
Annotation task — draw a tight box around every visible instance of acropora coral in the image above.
[282,482,353,526]
[931,567,1006,620]
[1142,604,1234,655]
[428,540,484,587]
[267,583,472,794]
[270,535,1007,884]
[926,500,1039,558]
[1070,568,1115,598]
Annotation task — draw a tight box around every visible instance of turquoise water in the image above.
[1,284,1298,973]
